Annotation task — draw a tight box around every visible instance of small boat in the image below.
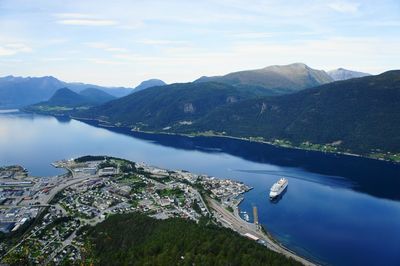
[243,213,250,222]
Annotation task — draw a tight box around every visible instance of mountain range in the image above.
[1,64,369,108]
[76,69,400,157]
[0,75,132,108]
[78,82,273,128]
[195,63,333,95]
[181,71,400,154]
[11,62,398,159]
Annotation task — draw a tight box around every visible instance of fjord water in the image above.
[1,111,399,266]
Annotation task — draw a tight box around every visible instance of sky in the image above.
[0,0,399,87]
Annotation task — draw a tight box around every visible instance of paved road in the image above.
[2,221,48,257]
[3,170,92,259]
[207,197,316,266]
[18,169,90,207]
[44,230,77,265]
[188,186,211,215]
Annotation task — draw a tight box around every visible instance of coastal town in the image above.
[0,155,275,265]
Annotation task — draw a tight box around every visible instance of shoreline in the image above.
[13,109,399,164]
[55,157,318,265]
[69,115,400,165]
[232,194,321,265]
[207,196,317,266]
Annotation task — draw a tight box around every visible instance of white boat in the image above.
[269,178,288,199]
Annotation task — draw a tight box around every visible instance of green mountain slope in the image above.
[182,71,400,154]
[79,88,116,104]
[44,87,89,107]
[75,71,400,155]
[195,63,333,94]
[81,213,300,266]
[79,82,273,129]
[24,87,116,115]
[33,87,115,107]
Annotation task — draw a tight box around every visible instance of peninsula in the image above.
[0,156,313,265]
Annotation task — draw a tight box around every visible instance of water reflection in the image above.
[270,187,288,204]
[80,119,400,201]
[54,115,72,124]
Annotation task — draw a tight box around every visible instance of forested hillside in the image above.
[182,71,400,154]
[81,213,300,266]
[79,82,273,129]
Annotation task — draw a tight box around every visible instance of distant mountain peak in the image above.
[195,63,333,94]
[55,87,71,93]
[133,79,166,93]
[327,68,371,81]
[261,62,316,73]
[283,62,308,67]
[265,62,309,68]
[33,87,116,108]
[46,87,87,106]
[0,75,133,108]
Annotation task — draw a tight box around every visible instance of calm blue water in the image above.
[1,111,399,266]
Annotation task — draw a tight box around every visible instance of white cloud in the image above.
[328,1,360,13]
[104,47,128,52]
[84,42,108,49]
[58,19,118,26]
[85,42,128,53]
[136,39,189,46]
[54,13,118,26]
[46,38,68,45]
[0,43,32,56]
[111,36,398,83]
[54,13,91,19]
[85,58,127,65]
[224,37,400,74]
[362,20,400,27]
[229,32,274,39]
[1,0,399,86]
[117,22,144,30]
[0,58,23,63]
[0,47,18,56]
[41,57,68,62]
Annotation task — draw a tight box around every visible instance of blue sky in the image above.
[0,0,399,87]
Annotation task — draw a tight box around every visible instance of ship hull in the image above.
[269,182,288,199]
[269,183,288,199]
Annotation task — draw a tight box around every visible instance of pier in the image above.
[207,196,316,266]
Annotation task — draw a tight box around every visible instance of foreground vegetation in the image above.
[80,213,300,266]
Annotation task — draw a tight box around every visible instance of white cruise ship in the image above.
[269,178,288,199]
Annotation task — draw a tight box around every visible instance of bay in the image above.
[0,111,399,265]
